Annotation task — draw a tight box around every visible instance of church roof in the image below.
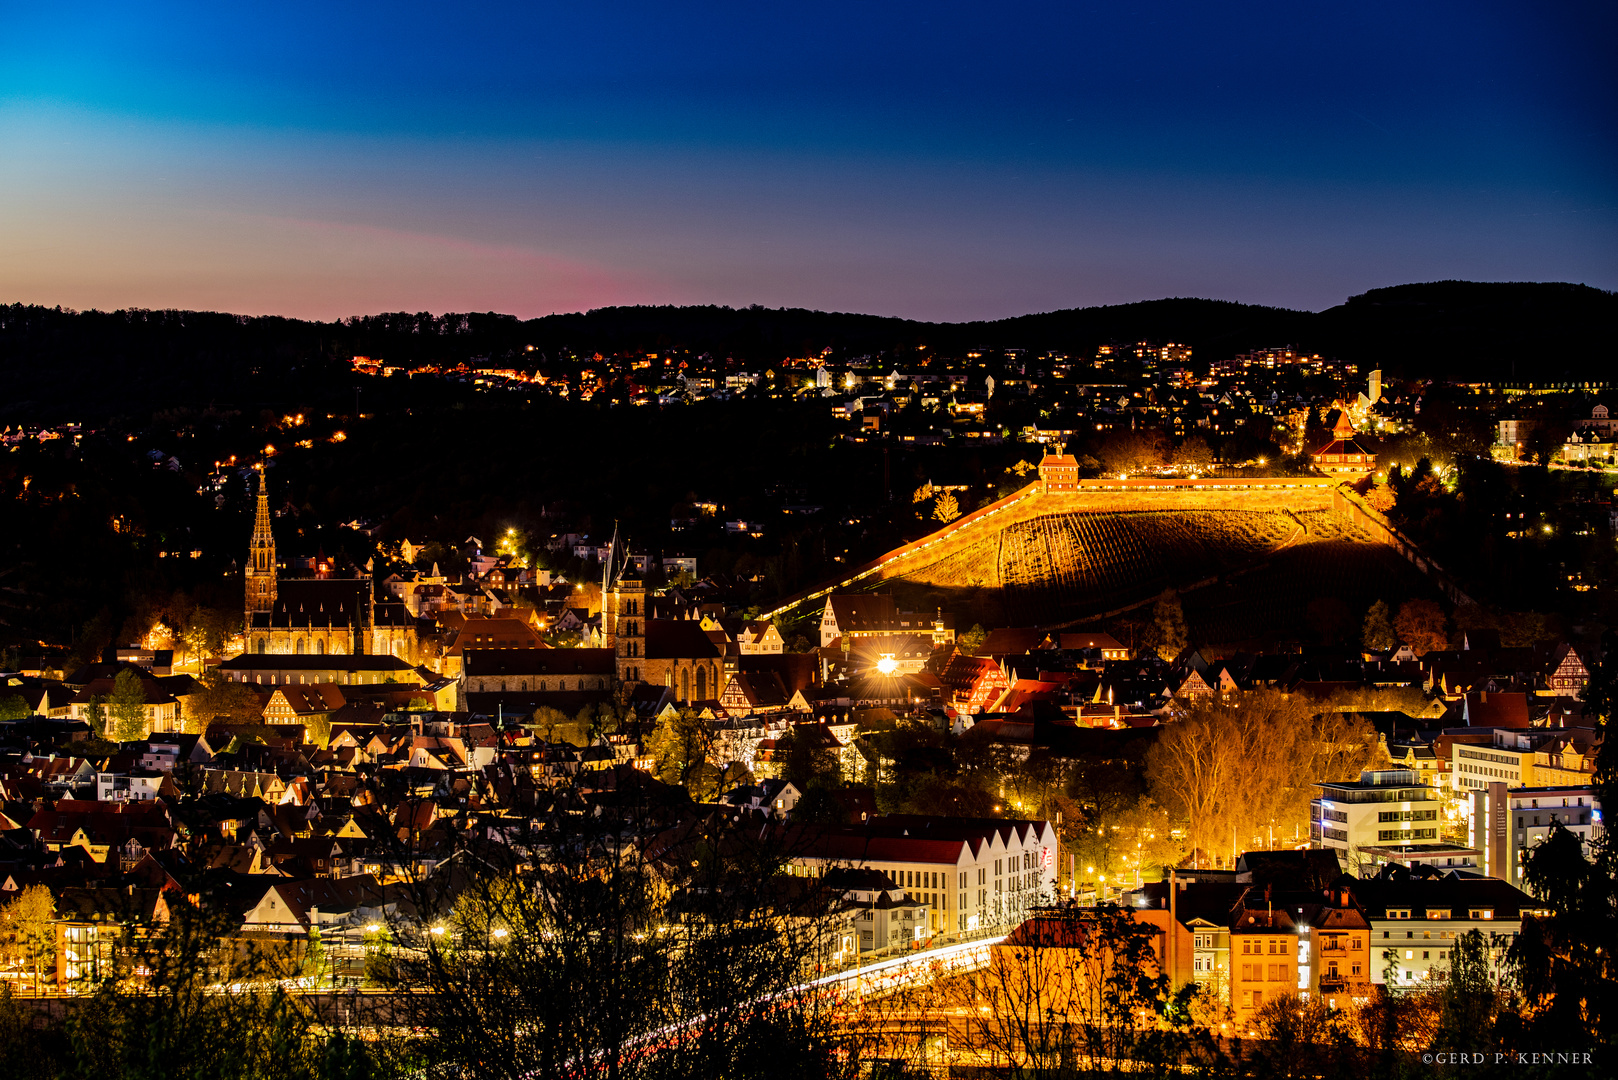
[644,620,724,661]
[737,653,818,693]
[250,579,370,630]
[446,618,548,655]
[217,655,415,672]
[464,649,614,677]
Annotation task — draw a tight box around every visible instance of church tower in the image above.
[246,467,278,618]
[612,571,646,689]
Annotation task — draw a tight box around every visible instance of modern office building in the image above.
[1311,769,1447,872]
[1470,781,1603,889]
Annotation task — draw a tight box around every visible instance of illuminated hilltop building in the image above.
[1311,412,1375,475]
[1037,442,1080,492]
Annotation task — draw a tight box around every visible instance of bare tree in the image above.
[1147,690,1385,864]
[384,796,847,1080]
[951,905,1183,1077]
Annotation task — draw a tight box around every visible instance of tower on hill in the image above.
[1312,412,1375,475]
[1038,443,1079,492]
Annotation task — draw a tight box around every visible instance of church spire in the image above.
[246,466,278,618]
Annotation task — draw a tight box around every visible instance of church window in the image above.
[315,638,325,655]
[696,667,707,698]
[296,638,305,655]
[681,669,691,701]
[256,638,266,654]
[539,681,546,691]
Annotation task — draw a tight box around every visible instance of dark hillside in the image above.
[951,297,1315,363]
[1314,281,1616,381]
[4,281,1611,424]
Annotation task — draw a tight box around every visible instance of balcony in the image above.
[1318,977,1348,993]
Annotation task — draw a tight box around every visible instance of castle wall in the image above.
[766,477,1342,619]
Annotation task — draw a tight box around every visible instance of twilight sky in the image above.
[2,2,1614,321]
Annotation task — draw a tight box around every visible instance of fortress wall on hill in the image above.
[764,477,1344,619]
[872,479,1340,581]
[1332,485,1474,606]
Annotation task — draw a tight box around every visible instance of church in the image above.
[604,570,725,703]
[243,470,426,664]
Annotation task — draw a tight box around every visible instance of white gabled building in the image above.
[784,815,1059,936]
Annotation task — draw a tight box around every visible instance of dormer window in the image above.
[1387,909,1411,920]
[1469,909,1494,920]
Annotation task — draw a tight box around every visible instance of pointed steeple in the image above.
[246,466,278,618]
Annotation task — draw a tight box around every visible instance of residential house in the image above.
[818,594,953,649]
[1353,872,1540,992]
[1229,900,1299,1028]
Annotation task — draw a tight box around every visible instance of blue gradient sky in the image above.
[2,2,1613,320]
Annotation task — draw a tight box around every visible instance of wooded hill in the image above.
[2,280,1612,423]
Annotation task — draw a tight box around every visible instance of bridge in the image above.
[799,933,1004,1002]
